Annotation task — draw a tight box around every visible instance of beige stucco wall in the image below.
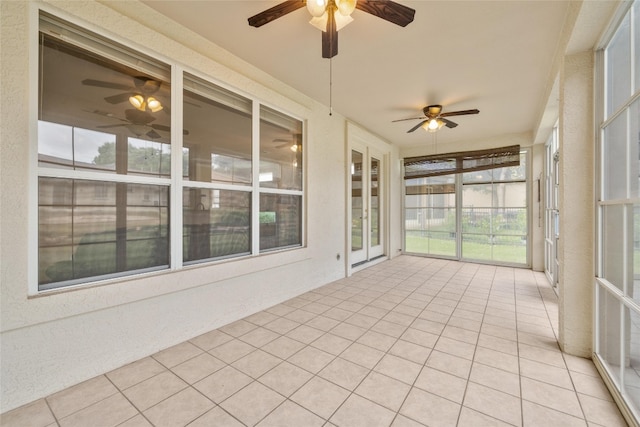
[0,0,401,412]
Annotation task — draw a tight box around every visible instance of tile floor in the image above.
[0,256,629,427]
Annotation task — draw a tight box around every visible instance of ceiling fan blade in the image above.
[407,120,428,133]
[150,123,171,132]
[442,118,458,128]
[248,0,305,27]
[81,79,132,91]
[146,129,162,139]
[440,109,480,117]
[104,92,133,104]
[355,0,416,27]
[392,116,426,123]
[96,124,126,129]
[322,9,338,58]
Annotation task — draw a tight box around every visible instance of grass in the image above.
[405,234,527,264]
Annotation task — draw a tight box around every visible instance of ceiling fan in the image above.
[82,76,165,113]
[393,105,480,133]
[90,109,188,139]
[248,0,415,58]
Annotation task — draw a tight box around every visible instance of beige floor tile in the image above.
[519,358,573,389]
[189,406,244,427]
[238,326,281,347]
[578,393,628,427]
[400,387,461,427]
[477,333,518,356]
[517,331,560,351]
[359,305,390,319]
[143,387,213,427]
[371,320,408,338]
[355,371,411,412]
[463,382,522,426]
[47,375,118,419]
[441,325,479,345]
[189,329,233,351]
[265,304,296,317]
[300,302,332,315]
[400,328,439,348]
[319,357,370,390]
[388,340,432,365]
[324,307,354,322]
[411,318,446,335]
[414,367,467,404]
[261,335,306,359]
[153,341,203,368]
[457,407,514,426]
[383,311,416,327]
[220,382,285,426]
[355,330,397,352]
[311,332,353,355]
[117,414,153,426]
[570,371,613,401]
[258,361,313,396]
[263,317,300,334]
[426,350,472,379]
[58,393,137,427]
[330,322,367,341]
[469,362,521,397]
[286,324,325,344]
[288,346,335,374]
[564,354,599,377]
[473,346,520,374]
[107,357,167,391]
[208,338,256,364]
[520,377,582,418]
[390,414,427,427]
[193,366,252,404]
[518,342,565,369]
[219,319,258,337]
[341,343,385,369]
[522,400,587,427]
[306,315,341,332]
[171,352,225,384]
[345,313,379,329]
[480,323,518,341]
[123,371,187,411]
[256,401,324,427]
[337,300,366,313]
[0,399,55,427]
[434,336,476,360]
[244,310,280,326]
[231,349,281,379]
[291,376,350,419]
[373,354,422,385]
[285,309,318,324]
[330,394,396,427]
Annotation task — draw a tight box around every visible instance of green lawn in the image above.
[405,234,527,264]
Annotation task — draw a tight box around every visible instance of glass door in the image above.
[350,145,385,267]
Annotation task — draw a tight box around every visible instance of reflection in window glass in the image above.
[606,13,631,117]
[598,286,622,385]
[183,73,252,184]
[183,188,251,262]
[603,113,629,200]
[38,178,169,288]
[404,175,456,257]
[260,106,303,190]
[39,33,172,175]
[371,157,380,247]
[260,194,302,251]
[352,150,363,252]
[127,137,171,177]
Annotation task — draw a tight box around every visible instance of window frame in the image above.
[31,7,306,293]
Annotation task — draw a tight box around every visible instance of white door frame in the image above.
[347,135,388,275]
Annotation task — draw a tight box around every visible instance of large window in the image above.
[37,13,304,290]
[595,0,640,420]
[403,150,528,266]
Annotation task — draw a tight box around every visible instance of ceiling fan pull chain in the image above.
[329,56,333,116]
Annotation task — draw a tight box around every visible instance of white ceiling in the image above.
[142,0,573,149]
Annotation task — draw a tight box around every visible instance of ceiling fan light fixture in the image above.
[147,97,163,113]
[309,9,353,31]
[335,0,357,16]
[424,118,445,132]
[129,94,145,111]
[307,0,328,17]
